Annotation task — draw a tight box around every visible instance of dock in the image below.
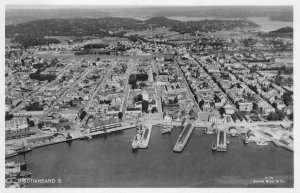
[216,130,227,152]
[139,124,152,149]
[173,123,194,152]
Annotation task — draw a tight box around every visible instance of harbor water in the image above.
[8,126,293,187]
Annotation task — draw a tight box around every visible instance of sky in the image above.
[4,0,294,9]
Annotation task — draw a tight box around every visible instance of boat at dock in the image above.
[162,125,172,134]
[5,150,18,159]
[243,136,249,144]
[6,161,27,171]
[173,123,194,153]
[131,136,140,150]
[216,130,227,152]
[257,140,268,146]
[10,171,32,178]
[139,125,152,149]
[212,141,217,151]
[80,134,92,140]
[66,132,72,141]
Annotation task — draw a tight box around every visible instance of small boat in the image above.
[18,171,32,178]
[6,162,27,171]
[206,128,214,134]
[257,140,268,146]
[212,142,217,151]
[162,125,172,134]
[226,139,230,145]
[80,134,92,140]
[131,136,139,150]
[66,132,72,141]
[243,137,249,144]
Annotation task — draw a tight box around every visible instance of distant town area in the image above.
[5,14,293,188]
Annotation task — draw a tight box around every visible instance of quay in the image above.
[6,124,138,159]
[173,123,194,152]
[89,124,137,136]
[216,130,227,152]
[139,124,152,149]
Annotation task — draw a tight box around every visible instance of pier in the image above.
[173,123,194,152]
[216,130,227,152]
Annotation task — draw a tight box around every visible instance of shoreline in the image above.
[6,124,293,160]
[6,124,138,159]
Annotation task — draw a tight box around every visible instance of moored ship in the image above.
[139,125,152,149]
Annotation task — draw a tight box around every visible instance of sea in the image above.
[7,126,293,187]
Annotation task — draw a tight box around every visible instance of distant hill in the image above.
[144,16,182,26]
[5,9,109,25]
[269,27,293,34]
[6,6,293,25]
[5,17,145,38]
[5,16,259,40]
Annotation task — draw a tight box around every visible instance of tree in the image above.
[271,102,277,109]
[151,107,158,113]
[266,110,285,121]
[5,112,14,121]
[173,96,178,104]
[152,72,157,78]
[288,112,293,120]
[25,102,43,111]
[118,112,123,120]
[27,119,35,127]
[189,109,197,119]
[38,122,44,129]
[275,109,285,120]
[199,99,204,108]
[142,100,149,113]
[69,100,76,107]
[80,111,87,120]
[137,94,143,101]
[136,73,148,81]
[253,102,258,111]
[139,82,146,88]
[131,84,138,89]
[128,74,137,85]
[282,92,293,106]
[51,57,58,65]
[214,94,220,103]
[219,107,226,118]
